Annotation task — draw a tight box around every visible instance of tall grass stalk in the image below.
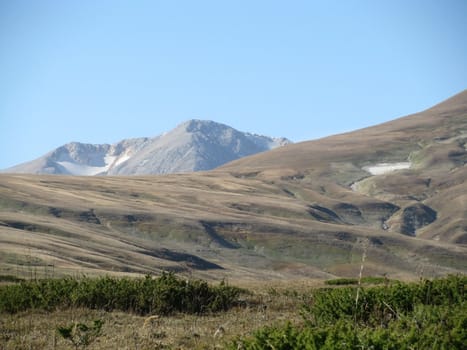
[355,238,369,322]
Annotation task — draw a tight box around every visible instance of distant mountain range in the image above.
[4,120,291,175]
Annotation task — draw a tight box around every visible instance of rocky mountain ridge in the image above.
[4,119,290,175]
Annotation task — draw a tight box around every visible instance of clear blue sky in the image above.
[1,0,466,169]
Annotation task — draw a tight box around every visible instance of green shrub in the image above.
[307,275,466,327]
[325,276,388,286]
[57,319,104,349]
[0,275,24,283]
[324,277,358,285]
[231,275,467,350]
[361,276,388,285]
[0,273,244,315]
[232,306,467,350]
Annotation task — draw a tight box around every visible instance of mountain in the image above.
[219,90,467,244]
[0,91,466,281]
[3,120,291,175]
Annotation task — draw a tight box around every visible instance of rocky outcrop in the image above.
[3,120,291,176]
[400,203,437,236]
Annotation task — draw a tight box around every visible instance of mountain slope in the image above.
[218,90,467,245]
[107,120,290,175]
[220,90,467,176]
[4,120,290,175]
[0,91,466,281]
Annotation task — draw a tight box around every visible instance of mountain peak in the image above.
[4,120,291,176]
[177,119,237,137]
[180,118,222,129]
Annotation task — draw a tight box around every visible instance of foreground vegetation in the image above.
[229,275,467,349]
[0,274,465,349]
[0,272,243,315]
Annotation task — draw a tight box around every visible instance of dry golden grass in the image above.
[1,167,465,282]
[0,280,316,350]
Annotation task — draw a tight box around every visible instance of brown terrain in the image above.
[1,90,466,281]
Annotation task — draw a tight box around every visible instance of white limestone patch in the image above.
[363,162,411,175]
[57,152,132,176]
[114,154,131,166]
[104,155,117,166]
[57,161,109,176]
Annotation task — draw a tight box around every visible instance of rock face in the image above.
[4,120,291,175]
[400,203,437,236]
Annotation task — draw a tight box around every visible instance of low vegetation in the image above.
[57,319,104,350]
[1,274,465,349]
[0,272,243,315]
[229,275,467,349]
[324,276,388,285]
[0,274,24,283]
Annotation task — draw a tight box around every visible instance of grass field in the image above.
[1,274,465,349]
[0,275,317,349]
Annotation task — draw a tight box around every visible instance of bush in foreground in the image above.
[0,272,243,315]
[324,276,388,286]
[230,275,467,350]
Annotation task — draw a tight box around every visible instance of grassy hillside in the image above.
[0,91,466,280]
[1,170,465,281]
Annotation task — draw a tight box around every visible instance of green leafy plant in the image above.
[325,276,388,286]
[0,275,25,283]
[57,319,104,349]
[0,272,244,315]
[230,275,467,349]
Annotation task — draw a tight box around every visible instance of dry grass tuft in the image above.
[0,280,308,349]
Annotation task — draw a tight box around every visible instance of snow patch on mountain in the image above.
[3,120,291,176]
[56,161,109,176]
[363,162,411,175]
